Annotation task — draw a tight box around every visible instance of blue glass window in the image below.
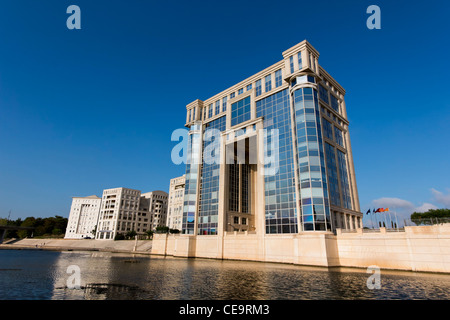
[275,69,282,88]
[298,52,303,69]
[208,104,213,118]
[265,74,272,93]
[231,96,251,126]
[334,127,344,147]
[222,96,227,112]
[255,79,262,97]
[319,84,329,105]
[215,100,220,115]
[246,84,252,91]
[330,94,339,112]
[230,92,235,99]
[238,88,243,95]
[290,56,294,73]
[322,118,333,141]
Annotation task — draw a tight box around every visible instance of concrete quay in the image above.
[0,238,153,255]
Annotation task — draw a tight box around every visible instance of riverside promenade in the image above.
[0,238,153,255]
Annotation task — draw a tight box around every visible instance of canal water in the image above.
[1,249,450,300]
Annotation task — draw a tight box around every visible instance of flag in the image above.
[379,208,385,212]
[366,209,371,215]
[385,208,389,212]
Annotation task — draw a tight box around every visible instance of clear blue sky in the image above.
[0,0,449,222]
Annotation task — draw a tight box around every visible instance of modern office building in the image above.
[65,195,101,239]
[167,175,186,231]
[181,40,361,238]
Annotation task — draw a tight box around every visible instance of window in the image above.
[330,94,339,113]
[222,96,227,112]
[319,85,329,105]
[255,79,262,97]
[230,92,235,99]
[290,56,294,73]
[334,127,344,147]
[208,103,213,118]
[275,69,282,87]
[234,216,239,224]
[265,74,272,92]
[231,96,251,126]
[246,84,252,91]
[238,88,243,95]
[215,100,220,115]
[298,52,302,69]
[242,217,247,225]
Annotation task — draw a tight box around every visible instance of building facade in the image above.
[95,188,167,240]
[141,191,168,231]
[167,175,186,231]
[96,187,142,240]
[182,40,361,237]
[65,195,101,239]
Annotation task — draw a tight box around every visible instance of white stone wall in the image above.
[152,224,450,273]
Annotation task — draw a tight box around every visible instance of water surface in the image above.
[1,249,449,300]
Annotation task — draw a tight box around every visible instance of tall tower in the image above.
[181,40,361,237]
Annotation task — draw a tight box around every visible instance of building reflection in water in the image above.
[49,251,450,300]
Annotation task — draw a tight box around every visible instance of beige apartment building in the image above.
[141,190,168,231]
[95,187,168,240]
[65,195,101,239]
[167,175,186,231]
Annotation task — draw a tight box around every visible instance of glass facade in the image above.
[292,87,331,231]
[182,124,202,234]
[256,89,298,234]
[324,142,341,207]
[198,116,227,235]
[231,96,251,127]
[337,150,352,210]
[182,46,359,237]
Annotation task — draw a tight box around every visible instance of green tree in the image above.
[155,226,169,234]
[114,233,125,240]
[126,230,137,239]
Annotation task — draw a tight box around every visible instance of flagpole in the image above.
[394,211,399,231]
[370,211,375,229]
